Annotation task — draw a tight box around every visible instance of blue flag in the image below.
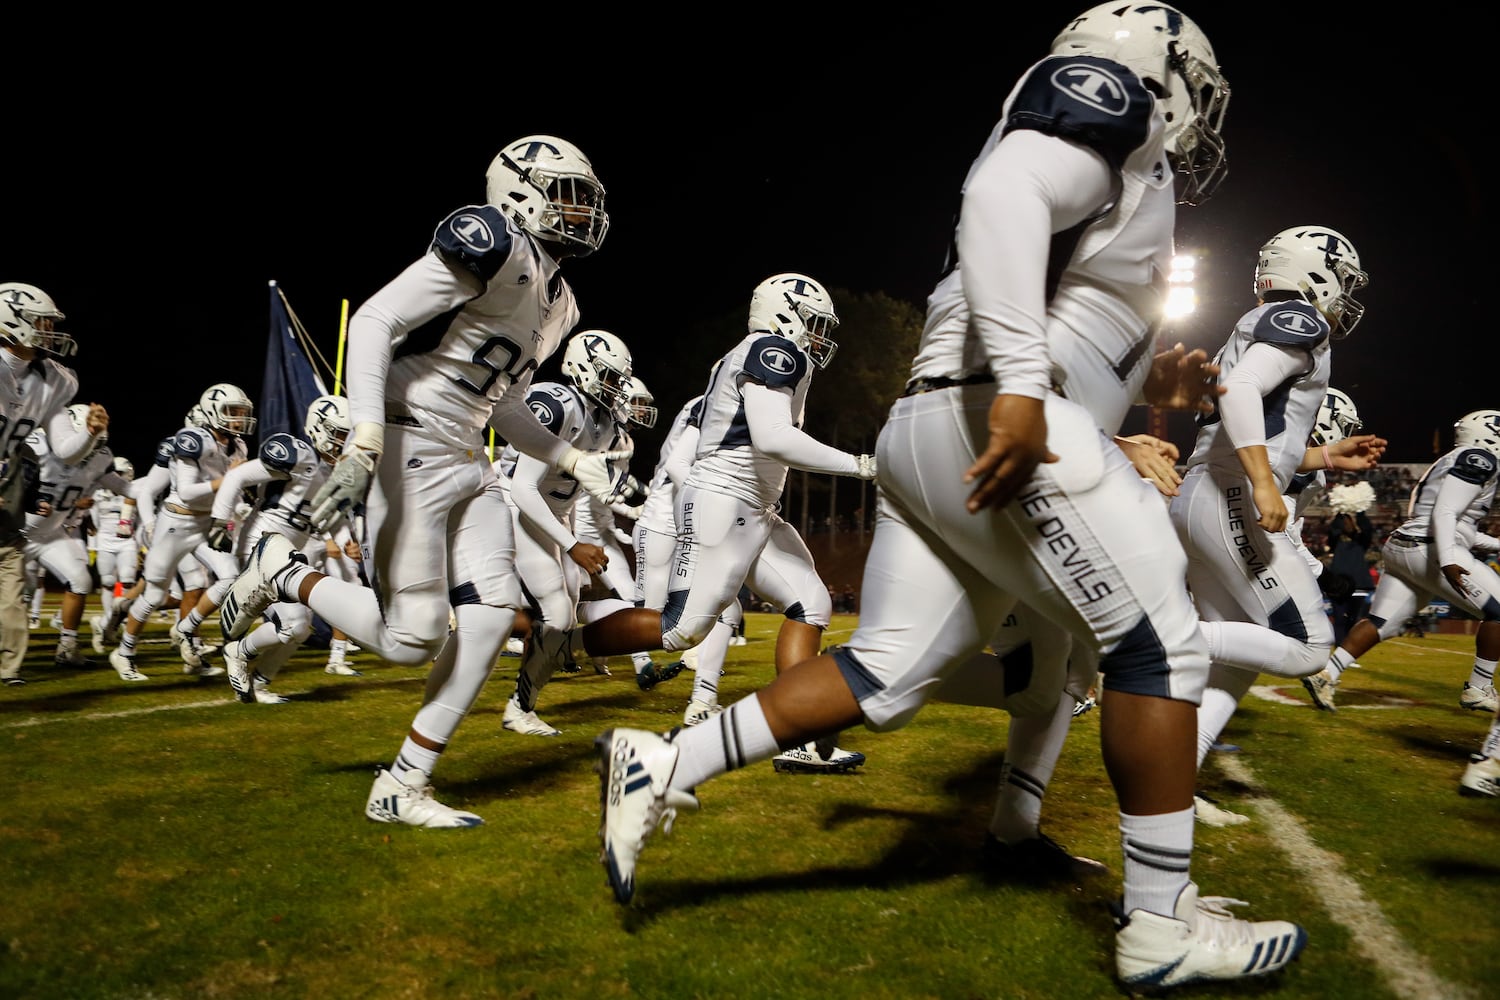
[260,280,328,447]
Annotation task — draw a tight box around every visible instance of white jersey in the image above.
[346,205,579,454]
[0,352,91,462]
[163,426,250,514]
[911,53,1176,435]
[637,396,703,534]
[1184,300,1331,490]
[690,334,856,507]
[212,433,330,545]
[504,381,617,541]
[91,486,138,554]
[1395,446,1499,563]
[26,435,128,541]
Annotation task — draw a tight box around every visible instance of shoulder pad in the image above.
[1251,302,1329,350]
[742,335,808,389]
[1452,448,1499,485]
[526,388,567,433]
[259,433,301,473]
[431,205,518,284]
[1001,55,1154,172]
[154,437,176,467]
[173,428,205,460]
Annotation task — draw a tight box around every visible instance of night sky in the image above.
[7,10,1483,472]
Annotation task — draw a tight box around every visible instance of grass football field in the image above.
[2,602,1495,999]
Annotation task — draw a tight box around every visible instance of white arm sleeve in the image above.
[959,129,1115,397]
[1433,475,1483,566]
[210,460,279,522]
[344,251,483,432]
[510,454,579,551]
[43,407,98,465]
[742,382,860,476]
[1219,342,1309,449]
[663,424,700,489]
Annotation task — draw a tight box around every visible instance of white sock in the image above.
[990,693,1075,843]
[1327,646,1358,681]
[671,693,780,790]
[1467,657,1497,690]
[1119,806,1195,919]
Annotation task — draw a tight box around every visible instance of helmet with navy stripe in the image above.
[1454,409,1500,457]
[485,135,608,256]
[748,273,840,369]
[1310,388,1361,446]
[1255,225,1368,338]
[0,282,76,356]
[199,383,257,436]
[304,394,351,462]
[563,330,633,418]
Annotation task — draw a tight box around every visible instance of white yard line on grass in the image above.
[1216,755,1479,1000]
[1387,640,1472,657]
[1,698,228,729]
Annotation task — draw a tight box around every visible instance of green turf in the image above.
[2,603,1495,999]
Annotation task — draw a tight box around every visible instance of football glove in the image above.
[207,518,233,553]
[560,446,647,507]
[310,447,379,531]
[855,454,878,480]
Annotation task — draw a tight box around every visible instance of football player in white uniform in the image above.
[211,395,350,704]
[1306,409,1500,718]
[0,282,109,686]
[592,6,1308,991]
[107,383,254,681]
[529,273,877,771]
[89,455,139,653]
[215,135,641,828]
[1169,227,1381,780]
[495,330,639,736]
[23,407,133,668]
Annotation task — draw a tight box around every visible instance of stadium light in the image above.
[1164,253,1197,319]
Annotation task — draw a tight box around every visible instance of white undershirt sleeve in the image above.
[1219,342,1309,449]
[742,382,859,476]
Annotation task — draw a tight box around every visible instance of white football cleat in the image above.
[223,640,255,704]
[1460,754,1500,798]
[90,615,108,655]
[365,766,483,828]
[108,649,148,683]
[772,740,866,774]
[682,699,723,727]
[54,646,92,668]
[1302,669,1339,712]
[1194,793,1250,828]
[220,533,306,640]
[1460,682,1498,713]
[324,662,363,676]
[595,728,698,904]
[502,694,561,737]
[1114,882,1306,990]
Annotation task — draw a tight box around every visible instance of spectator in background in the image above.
[1325,509,1375,645]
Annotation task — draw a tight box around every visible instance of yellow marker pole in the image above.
[334,299,350,395]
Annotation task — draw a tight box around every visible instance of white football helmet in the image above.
[112,455,135,481]
[624,376,657,429]
[199,383,257,436]
[66,403,106,459]
[1310,388,1361,446]
[562,330,633,417]
[0,282,76,357]
[748,273,840,369]
[304,394,351,462]
[185,404,209,429]
[1051,3,1230,205]
[485,135,609,256]
[1454,410,1500,456]
[1254,225,1368,338]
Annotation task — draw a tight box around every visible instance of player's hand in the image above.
[1442,563,1472,597]
[86,403,109,434]
[965,394,1055,513]
[561,446,645,506]
[1252,481,1288,532]
[855,454,878,480]
[568,541,609,576]
[1115,434,1182,497]
[310,447,379,531]
[1144,343,1223,414]
[207,518,233,553]
[1330,433,1388,470]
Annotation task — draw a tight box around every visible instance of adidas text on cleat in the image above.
[772,738,866,774]
[635,659,685,691]
[1114,882,1306,991]
[503,694,560,736]
[595,728,698,904]
[108,649,148,683]
[223,640,255,704]
[1460,682,1498,713]
[1459,754,1500,798]
[365,766,483,828]
[1302,669,1338,712]
[1194,793,1250,828]
[220,533,307,641]
[980,832,1108,884]
[682,699,723,727]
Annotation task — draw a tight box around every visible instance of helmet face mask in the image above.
[1052,3,1230,205]
[1254,225,1368,339]
[624,376,657,429]
[1310,388,1361,446]
[485,135,609,257]
[1454,409,1500,457]
[0,282,77,357]
[748,273,840,369]
[199,383,257,437]
[304,394,351,462]
[562,330,633,418]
